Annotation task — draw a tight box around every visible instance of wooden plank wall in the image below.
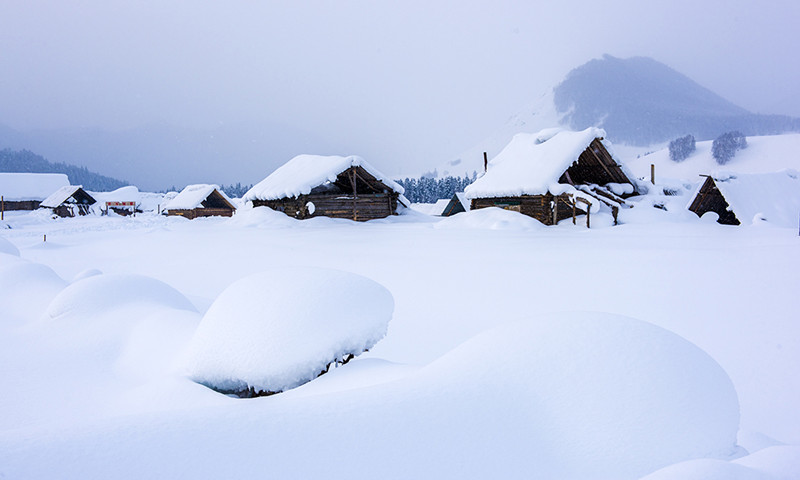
[255,193,397,221]
[471,194,584,225]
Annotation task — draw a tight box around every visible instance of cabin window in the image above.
[494,201,520,212]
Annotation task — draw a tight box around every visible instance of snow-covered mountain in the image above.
[439,55,800,179]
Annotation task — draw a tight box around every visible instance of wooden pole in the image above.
[650,164,655,185]
[1,195,4,221]
[483,152,488,173]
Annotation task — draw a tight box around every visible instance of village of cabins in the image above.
[2,127,799,227]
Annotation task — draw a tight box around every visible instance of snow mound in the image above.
[640,446,800,480]
[416,312,741,478]
[0,257,67,325]
[184,267,394,394]
[224,204,299,228]
[434,206,545,230]
[0,235,19,256]
[47,274,197,320]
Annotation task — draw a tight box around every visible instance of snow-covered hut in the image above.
[243,154,407,221]
[441,192,470,216]
[39,185,97,217]
[464,128,638,225]
[163,184,236,219]
[91,185,140,216]
[687,170,800,227]
[0,173,70,211]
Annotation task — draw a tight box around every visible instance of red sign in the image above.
[106,201,136,207]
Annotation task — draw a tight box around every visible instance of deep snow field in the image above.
[1,200,799,479]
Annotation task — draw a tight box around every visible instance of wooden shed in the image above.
[163,184,236,219]
[39,185,97,217]
[464,128,638,226]
[0,173,70,212]
[243,155,407,221]
[687,170,800,226]
[441,192,470,216]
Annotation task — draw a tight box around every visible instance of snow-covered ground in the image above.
[1,197,799,479]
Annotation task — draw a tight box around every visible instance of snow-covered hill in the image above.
[625,133,800,183]
[431,56,800,180]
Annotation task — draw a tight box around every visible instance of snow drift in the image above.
[184,267,394,394]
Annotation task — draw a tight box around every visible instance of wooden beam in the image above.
[586,142,619,183]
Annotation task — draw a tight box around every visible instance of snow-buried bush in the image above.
[184,267,393,396]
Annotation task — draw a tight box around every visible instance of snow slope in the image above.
[0,205,798,478]
[626,133,800,183]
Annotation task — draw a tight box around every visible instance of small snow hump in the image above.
[183,267,394,397]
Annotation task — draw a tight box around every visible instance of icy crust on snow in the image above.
[465,127,613,199]
[163,184,232,211]
[243,154,404,202]
[184,267,394,393]
[0,172,69,201]
[691,170,800,228]
[415,312,742,478]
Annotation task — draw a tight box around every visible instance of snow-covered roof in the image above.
[429,199,451,216]
[0,173,70,201]
[163,184,234,211]
[89,186,140,205]
[243,154,404,201]
[39,185,95,208]
[454,192,470,211]
[695,170,800,227]
[464,127,623,199]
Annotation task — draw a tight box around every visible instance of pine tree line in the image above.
[0,148,128,191]
[395,173,476,204]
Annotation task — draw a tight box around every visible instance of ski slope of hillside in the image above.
[0,203,799,479]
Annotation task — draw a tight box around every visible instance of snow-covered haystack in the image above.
[409,312,742,478]
[434,206,545,231]
[184,267,394,396]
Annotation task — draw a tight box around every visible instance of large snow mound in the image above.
[184,267,394,393]
[0,256,66,325]
[413,312,742,478]
[47,273,197,320]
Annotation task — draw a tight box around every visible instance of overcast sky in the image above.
[1,0,798,184]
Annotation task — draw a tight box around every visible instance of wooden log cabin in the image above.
[164,184,236,219]
[464,128,639,226]
[244,155,407,221]
[0,173,69,212]
[687,170,800,226]
[39,185,97,217]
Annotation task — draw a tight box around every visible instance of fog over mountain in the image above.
[442,56,800,178]
[554,55,800,146]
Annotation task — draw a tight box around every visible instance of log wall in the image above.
[471,194,584,225]
[254,193,397,221]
